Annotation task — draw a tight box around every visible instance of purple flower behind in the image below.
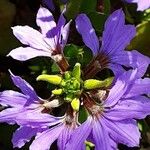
[125,0,150,11]
[75,9,150,79]
[0,72,78,149]
[42,0,68,11]
[66,69,150,149]
[7,7,71,63]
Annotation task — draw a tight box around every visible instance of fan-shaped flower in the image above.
[0,72,75,149]
[66,69,150,150]
[76,9,150,79]
[7,7,71,71]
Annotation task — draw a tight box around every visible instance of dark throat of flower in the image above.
[82,93,103,117]
[52,45,70,73]
[83,53,109,79]
[65,105,78,128]
[56,55,70,73]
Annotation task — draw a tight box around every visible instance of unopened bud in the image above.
[71,98,80,111]
[52,89,63,95]
[36,74,62,85]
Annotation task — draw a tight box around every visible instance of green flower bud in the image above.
[71,98,80,111]
[36,74,62,85]
[52,89,63,95]
[65,94,74,102]
[64,71,71,79]
[84,77,114,90]
[72,63,81,81]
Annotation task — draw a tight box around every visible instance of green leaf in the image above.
[103,0,111,15]
[88,12,107,33]
[65,0,83,19]
[72,63,81,81]
[80,0,97,13]
[127,21,150,57]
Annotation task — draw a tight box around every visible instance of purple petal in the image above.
[10,72,38,103]
[56,13,66,44]
[104,69,137,107]
[57,125,74,150]
[61,20,72,48]
[111,50,150,78]
[30,124,64,150]
[137,0,150,11]
[42,0,55,11]
[109,63,126,78]
[92,119,112,150]
[100,9,136,56]
[36,7,56,35]
[0,90,27,107]
[66,117,92,150]
[11,26,49,50]
[0,108,26,124]
[104,119,140,147]
[45,12,66,46]
[124,78,150,98]
[105,96,150,120]
[7,47,51,61]
[12,126,45,148]
[16,110,63,127]
[76,14,99,56]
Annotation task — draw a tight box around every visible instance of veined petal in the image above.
[100,9,136,56]
[111,50,150,78]
[66,116,92,150]
[76,14,99,56]
[12,126,45,148]
[124,78,150,98]
[11,26,49,50]
[0,90,27,107]
[45,12,66,47]
[61,20,72,48]
[7,47,51,61]
[36,7,56,35]
[105,96,150,120]
[10,72,38,103]
[92,119,111,150]
[104,119,140,147]
[0,108,27,124]
[104,69,137,107]
[16,111,63,127]
[109,63,125,78]
[30,124,64,150]
[57,125,74,150]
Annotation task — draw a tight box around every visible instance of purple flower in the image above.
[125,0,150,11]
[7,7,71,63]
[42,0,68,11]
[0,72,78,149]
[75,9,150,79]
[66,69,150,149]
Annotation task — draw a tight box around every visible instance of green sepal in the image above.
[72,63,81,81]
[36,74,62,85]
[71,98,80,111]
[64,71,71,79]
[103,77,114,87]
[84,77,113,90]
[52,89,63,95]
[65,93,74,102]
